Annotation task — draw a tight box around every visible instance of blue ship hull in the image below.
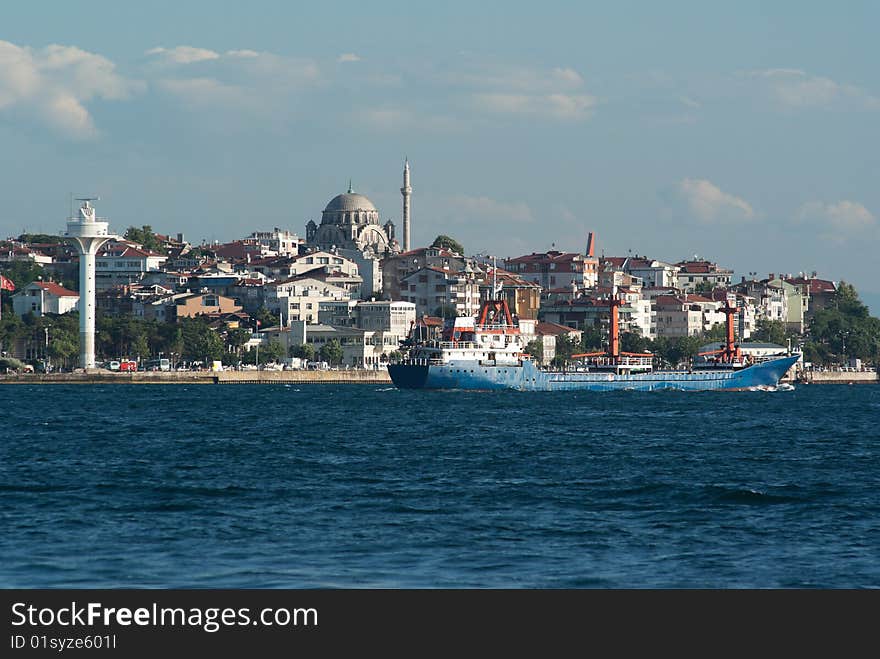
[388,355,800,391]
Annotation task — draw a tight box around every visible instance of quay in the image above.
[0,369,392,385]
[794,368,879,385]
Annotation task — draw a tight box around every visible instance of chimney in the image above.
[586,232,595,258]
[769,273,775,281]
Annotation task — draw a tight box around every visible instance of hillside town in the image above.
[0,166,875,374]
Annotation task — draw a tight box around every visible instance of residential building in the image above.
[267,277,350,325]
[380,246,467,300]
[174,292,242,320]
[12,281,79,317]
[505,248,598,293]
[400,266,482,319]
[94,240,167,291]
[676,259,735,293]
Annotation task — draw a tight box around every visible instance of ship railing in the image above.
[475,323,519,331]
[579,355,654,368]
[392,358,444,366]
[437,341,479,350]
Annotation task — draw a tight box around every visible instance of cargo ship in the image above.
[388,291,799,391]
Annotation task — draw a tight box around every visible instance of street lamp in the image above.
[44,327,50,373]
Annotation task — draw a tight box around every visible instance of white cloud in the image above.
[796,200,875,232]
[337,53,361,63]
[156,77,245,108]
[354,106,458,133]
[677,178,755,223]
[227,49,260,59]
[746,68,880,110]
[0,39,141,138]
[473,92,596,120]
[146,46,220,65]
[148,47,321,118]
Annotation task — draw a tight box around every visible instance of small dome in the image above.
[324,192,377,213]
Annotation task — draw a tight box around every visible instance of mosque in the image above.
[305,160,412,297]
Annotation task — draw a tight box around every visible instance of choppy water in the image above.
[1,383,878,588]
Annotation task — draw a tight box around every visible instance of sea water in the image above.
[1,383,878,588]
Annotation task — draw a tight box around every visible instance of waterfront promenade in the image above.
[0,369,393,385]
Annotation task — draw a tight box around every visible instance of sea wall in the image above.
[796,369,879,385]
[0,370,392,385]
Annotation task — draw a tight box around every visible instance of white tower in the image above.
[65,198,119,370]
[400,158,412,252]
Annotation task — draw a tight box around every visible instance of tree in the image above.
[702,323,728,342]
[253,306,280,329]
[320,338,343,365]
[433,303,458,319]
[123,225,164,253]
[580,324,605,351]
[551,333,579,367]
[525,338,544,363]
[621,331,651,354]
[0,260,45,291]
[261,339,285,364]
[430,235,464,255]
[291,343,316,361]
[753,319,789,345]
[225,328,252,357]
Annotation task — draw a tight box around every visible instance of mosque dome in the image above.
[324,192,377,213]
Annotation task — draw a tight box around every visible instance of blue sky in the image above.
[3,1,879,310]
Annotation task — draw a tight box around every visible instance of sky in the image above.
[2,1,879,311]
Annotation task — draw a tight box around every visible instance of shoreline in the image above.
[0,370,393,385]
[1,368,876,386]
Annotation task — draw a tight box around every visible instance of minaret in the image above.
[65,198,119,370]
[400,158,412,251]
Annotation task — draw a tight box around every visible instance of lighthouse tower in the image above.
[65,198,119,370]
[400,158,412,252]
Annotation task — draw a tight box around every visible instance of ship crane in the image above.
[697,294,743,365]
[571,287,653,370]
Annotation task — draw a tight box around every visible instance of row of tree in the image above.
[0,310,354,370]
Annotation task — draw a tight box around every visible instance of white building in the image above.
[400,266,482,319]
[12,281,79,317]
[247,228,304,257]
[653,294,722,338]
[267,277,350,325]
[95,240,167,291]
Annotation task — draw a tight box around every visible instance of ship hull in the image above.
[388,355,800,392]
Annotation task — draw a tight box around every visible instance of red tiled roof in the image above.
[536,321,579,336]
[34,281,78,297]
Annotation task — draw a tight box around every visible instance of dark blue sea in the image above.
[1,383,878,588]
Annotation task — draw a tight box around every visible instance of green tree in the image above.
[225,327,252,357]
[430,235,464,255]
[551,333,579,367]
[702,323,728,342]
[753,319,788,345]
[621,331,651,354]
[0,260,45,291]
[123,225,164,253]
[291,343,316,360]
[261,339,285,363]
[47,326,79,369]
[319,338,343,365]
[580,323,605,351]
[525,338,544,362]
[433,303,458,319]
[253,306,280,329]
